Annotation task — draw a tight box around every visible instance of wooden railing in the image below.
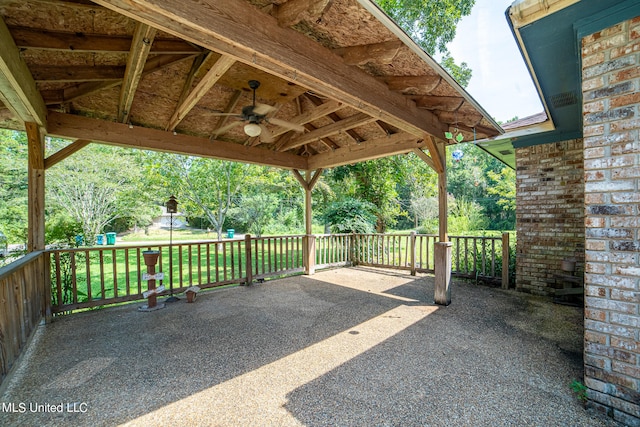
[0,251,49,385]
[352,232,511,285]
[47,232,512,314]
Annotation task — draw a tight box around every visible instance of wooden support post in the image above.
[434,242,452,305]
[410,231,417,276]
[26,122,45,252]
[303,234,316,275]
[244,234,253,285]
[434,139,451,305]
[502,232,510,290]
[292,168,323,275]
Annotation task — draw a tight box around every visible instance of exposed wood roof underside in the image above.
[0,0,502,171]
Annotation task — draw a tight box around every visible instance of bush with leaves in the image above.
[324,198,377,234]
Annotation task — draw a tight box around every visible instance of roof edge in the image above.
[357,0,504,137]
[508,0,581,28]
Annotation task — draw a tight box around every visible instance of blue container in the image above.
[226,229,235,239]
[106,232,116,245]
[96,234,104,245]
[75,235,84,247]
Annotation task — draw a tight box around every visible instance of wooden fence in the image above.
[0,251,49,385]
[47,232,511,314]
[49,235,306,314]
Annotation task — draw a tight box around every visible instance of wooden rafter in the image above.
[275,0,332,27]
[118,22,157,123]
[278,113,376,152]
[334,40,403,66]
[304,93,361,145]
[307,132,422,169]
[212,90,243,139]
[32,65,125,82]
[47,111,306,170]
[166,54,236,131]
[414,96,464,112]
[10,26,201,54]
[382,75,442,94]
[41,54,194,105]
[0,17,47,126]
[270,99,343,139]
[92,0,447,139]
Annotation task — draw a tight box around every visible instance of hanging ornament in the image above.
[445,129,464,143]
[452,149,464,162]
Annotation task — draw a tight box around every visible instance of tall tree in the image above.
[148,154,252,240]
[375,0,475,86]
[0,130,28,244]
[47,143,153,245]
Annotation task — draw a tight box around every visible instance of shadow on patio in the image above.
[0,267,615,426]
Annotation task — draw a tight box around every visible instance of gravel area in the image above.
[0,267,621,426]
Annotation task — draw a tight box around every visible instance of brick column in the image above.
[582,17,640,425]
[515,140,585,295]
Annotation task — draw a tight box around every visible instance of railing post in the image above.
[43,252,52,324]
[502,232,510,289]
[245,234,253,285]
[410,231,417,276]
[303,234,316,275]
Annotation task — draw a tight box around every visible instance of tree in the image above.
[47,143,153,245]
[0,130,28,244]
[324,198,377,234]
[375,0,475,87]
[331,157,406,232]
[148,154,252,240]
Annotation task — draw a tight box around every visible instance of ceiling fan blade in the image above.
[259,124,274,143]
[253,103,277,116]
[268,117,306,133]
[215,120,243,135]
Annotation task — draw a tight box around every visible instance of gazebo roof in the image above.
[0,0,502,171]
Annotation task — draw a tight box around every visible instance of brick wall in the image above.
[515,140,585,295]
[582,17,640,425]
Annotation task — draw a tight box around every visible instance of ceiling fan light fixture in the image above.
[244,122,262,137]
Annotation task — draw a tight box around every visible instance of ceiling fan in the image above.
[213,80,305,142]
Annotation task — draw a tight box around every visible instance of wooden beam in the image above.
[10,26,201,54]
[26,122,45,251]
[334,40,403,65]
[278,113,376,152]
[414,96,464,112]
[304,93,359,145]
[166,54,235,131]
[44,139,91,169]
[42,54,194,105]
[92,0,447,138]
[307,133,422,169]
[212,89,243,138]
[31,65,125,82]
[275,0,332,27]
[0,17,47,126]
[47,111,306,170]
[382,75,441,94]
[270,99,343,139]
[423,135,444,174]
[118,23,157,123]
[412,148,436,172]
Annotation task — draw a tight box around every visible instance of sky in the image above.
[446,0,544,124]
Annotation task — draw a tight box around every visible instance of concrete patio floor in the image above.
[0,267,620,426]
